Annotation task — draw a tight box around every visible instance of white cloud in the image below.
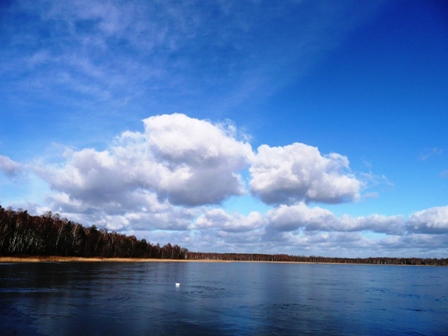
[271,231,448,258]
[266,203,406,235]
[30,113,442,239]
[249,143,361,205]
[0,155,21,177]
[192,208,264,232]
[266,203,334,232]
[47,189,201,232]
[408,206,448,234]
[35,114,252,210]
[33,114,371,237]
[143,113,253,205]
[375,233,448,256]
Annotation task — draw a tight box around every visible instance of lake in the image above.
[1,262,447,335]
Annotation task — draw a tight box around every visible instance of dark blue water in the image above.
[1,262,447,335]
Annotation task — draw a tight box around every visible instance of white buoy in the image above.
[175,283,180,287]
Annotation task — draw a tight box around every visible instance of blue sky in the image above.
[1,0,447,257]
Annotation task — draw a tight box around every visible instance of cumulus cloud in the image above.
[32,114,372,237]
[407,206,448,234]
[249,143,361,205]
[266,203,406,235]
[0,155,21,177]
[143,113,253,205]
[266,202,448,236]
[266,203,333,232]
[47,189,201,232]
[35,114,252,213]
[273,231,448,258]
[375,233,448,256]
[192,208,264,232]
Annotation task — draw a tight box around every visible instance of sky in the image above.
[1,0,448,258]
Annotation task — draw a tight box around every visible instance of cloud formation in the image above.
[266,203,406,235]
[8,113,447,257]
[408,206,448,234]
[143,114,253,205]
[0,155,21,177]
[36,113,365,214]
[36,114,252,209]
[250,143,361,205]
[192,208,265,233]
[183,204,448,256]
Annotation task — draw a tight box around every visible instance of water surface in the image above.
[1,262,447,335]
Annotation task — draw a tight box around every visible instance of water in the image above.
[1,262,447,335]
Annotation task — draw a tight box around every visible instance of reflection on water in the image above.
[1,262,448,335]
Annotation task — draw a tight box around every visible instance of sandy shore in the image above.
[0,256,232,263]
[0,256,322,264]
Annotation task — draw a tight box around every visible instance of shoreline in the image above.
[0,256,226,263]
[0,256,435,266]
[0,256,326,264]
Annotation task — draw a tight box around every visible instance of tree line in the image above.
[0,206,187,259]
[186,252,448,266]
[1,205,447,265]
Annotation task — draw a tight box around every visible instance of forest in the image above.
[187,252,448,266]
[0,206,187,259]
[1,206,447,266]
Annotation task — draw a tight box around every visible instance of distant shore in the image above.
[0,256,435,266]
[0,256,320,264]
[0,256,348,264]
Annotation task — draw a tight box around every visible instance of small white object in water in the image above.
[175,283,180,287]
